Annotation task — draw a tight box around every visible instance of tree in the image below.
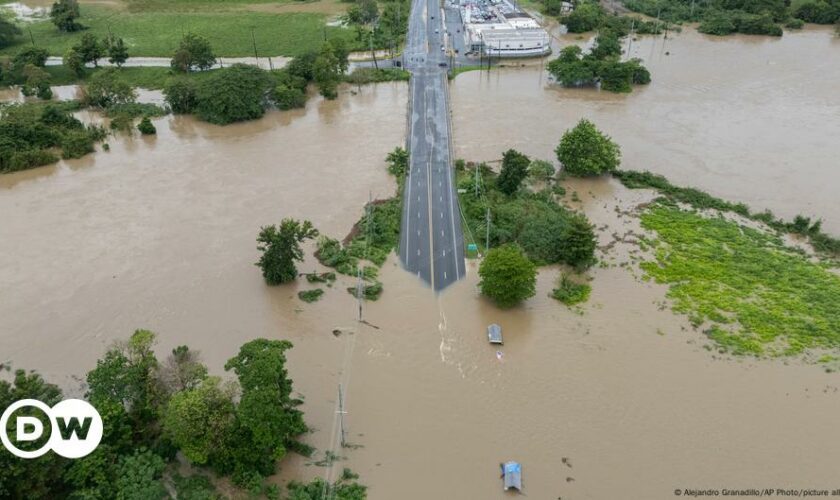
[77,32,104,67]
[84,68,136,108]
[13,46,49,70]
[86,330,162,448]
[50,0,83,32]
[561,1,604,32]
[313,43,342,99]
[0,16,22,48]
[589,30,622,60]
[108,36,130,67]
[194,64,274,124]
[256,219,319,285]
[223,339,308,476]
[162,77,197,114]
[386,146,408,177]
[63,47,85,77]
[497,149,530,195]
[556,119,620,176]
[558,213,597,268]
[528,159,556,184]
[157,345,208,394]
[21,64,52,100]
[114,449,167,500]
[171,33,215,73]
[478,244,537,307]
[0,370,67,499]
[163,377,235,465]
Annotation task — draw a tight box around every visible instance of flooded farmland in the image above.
[2,28,840,500]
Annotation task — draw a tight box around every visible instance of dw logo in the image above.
[1,399,103,459]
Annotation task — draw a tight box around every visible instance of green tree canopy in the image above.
[171,33,216,73]
[0,16,22,48]
[556,119,620,176]
[76,33,104,67]
[50,0,83,32]
[527,159,556,184]
[561,1,605,32]
[163,77,198,114]
[478,244,537,307]
[256,218,319,285]
[222,339,308,478]
[163,377,235,465]
[497,149,531,195]
[558,213,597,268]
[108,36,130,67]
[194,64,273,124]
[84,68,137,108]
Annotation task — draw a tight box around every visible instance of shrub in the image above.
[298,289,324,303]
[84,68,137,108]
[163,77,198,114]
[271,84,307,110]
[137,117,156,135]
[551,275,591,305]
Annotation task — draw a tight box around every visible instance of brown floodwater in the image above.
[3,31,840,500]
[452,27,840,233]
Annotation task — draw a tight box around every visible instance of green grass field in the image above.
[2,4,357,58]
[640,204,840,357]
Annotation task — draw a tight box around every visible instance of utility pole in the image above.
[250,27,259,61]
[337,384,347,448]
[485,207,490,252]
[28,27,35,46]
[474,164,480,197]
[370,32,379,69]
[626,19,634,61]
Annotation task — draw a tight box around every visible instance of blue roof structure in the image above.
[501,461,522,491]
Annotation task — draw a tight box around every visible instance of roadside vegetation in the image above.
[0,330,368,498]
[547,31,650,93]
[459,142,599,308]
[315,148,405,301]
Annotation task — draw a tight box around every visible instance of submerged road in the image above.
[399,0,466,291]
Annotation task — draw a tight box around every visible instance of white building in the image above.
[460,0,550,57]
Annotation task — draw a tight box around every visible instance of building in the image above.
[459,0,550,57]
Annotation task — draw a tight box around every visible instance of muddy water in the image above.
[452,27,840,232]
[2,35,840,500]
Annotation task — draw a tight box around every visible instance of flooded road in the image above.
[451,27,840,232]
[3,29,840,500]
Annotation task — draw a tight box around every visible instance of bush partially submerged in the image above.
[551,275,591,305]
[0,102,105,173]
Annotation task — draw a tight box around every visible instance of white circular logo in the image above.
[1,399,103,459]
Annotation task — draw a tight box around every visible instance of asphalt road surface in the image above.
[399,0,466,291]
